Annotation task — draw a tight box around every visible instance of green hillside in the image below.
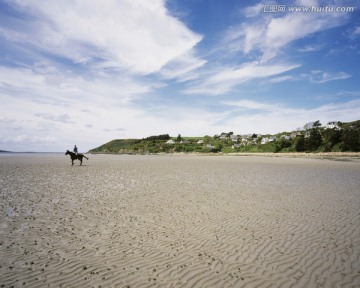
[89,120,360,154]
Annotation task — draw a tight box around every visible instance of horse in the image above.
[65,150,89,166]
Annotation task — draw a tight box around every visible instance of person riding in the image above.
[74,145,78,154]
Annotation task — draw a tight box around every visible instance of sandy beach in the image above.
[0,153,359,287]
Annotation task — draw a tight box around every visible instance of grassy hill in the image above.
[89,120,360,154]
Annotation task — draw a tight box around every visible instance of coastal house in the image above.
[180,139,189,144]
[230,135,239,142]
[290,131,302,138]
[241,139,248,145]
[261,136,276,144]
[241,134,251,142]
[166,139,175,144]
[206,144,215,149]
[197,140,204,144]
[261,137,268,145]
[220,133,230,140]
[281,135,291,141]
[232,143,241,149]
[325,121,340,130]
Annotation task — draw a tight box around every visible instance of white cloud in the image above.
[243,3,263,18]
[268,75,294,83]
[160,51,207,82]
[353,26,360,35]
[309,70,351,83]
[223,99,281,111]
[183,61,300,95]
[297,44,324,52]
[2,134,56,144]
[0,65,153,106]
[35,113,74,123]
[6,0,203,75]
[349,26,360,39]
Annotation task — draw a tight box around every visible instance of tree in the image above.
[177,134,182,141]
[323,129,342,151]
[306,129,322,151]
[275,138,291,152]
[313,120,322,128]
[295,136,306,152]
[341,128,360,151]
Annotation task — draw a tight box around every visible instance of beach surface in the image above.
[1,153,359,287]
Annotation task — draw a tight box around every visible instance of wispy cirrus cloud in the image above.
[183,61,300,95]
[35,113,74,123]
[160,51,207,82]
[308,70,351,83]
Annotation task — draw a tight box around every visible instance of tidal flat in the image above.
[1,153,359,287]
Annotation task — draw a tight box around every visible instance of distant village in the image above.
[164,121,341,149]
[91,120,359,154]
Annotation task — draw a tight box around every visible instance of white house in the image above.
[166,139,175,144]
[290,131,301,138]
[241,134,251,142]
[220,133,229,140]
[197,140,204,144]
[325,121,340,129]
[261,137,268,145]
[281,135,291,141]
[261,136,276,144]
[230,135,238,142]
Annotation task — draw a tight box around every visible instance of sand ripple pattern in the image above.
[1,154,360,287]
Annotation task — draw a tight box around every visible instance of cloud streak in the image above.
[183,62,300,95]
[308,70,352,83]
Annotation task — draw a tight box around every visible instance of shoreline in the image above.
[88,151,360,158]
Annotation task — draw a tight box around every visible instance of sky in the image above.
[0,0,360,152]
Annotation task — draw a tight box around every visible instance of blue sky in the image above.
[0,0,359,152]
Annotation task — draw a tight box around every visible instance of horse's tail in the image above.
[83,155,89,160]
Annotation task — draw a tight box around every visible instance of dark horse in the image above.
[65,150,89,166]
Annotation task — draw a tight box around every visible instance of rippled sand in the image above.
[1,154,359,287]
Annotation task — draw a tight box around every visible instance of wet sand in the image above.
[0,153,359,287]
